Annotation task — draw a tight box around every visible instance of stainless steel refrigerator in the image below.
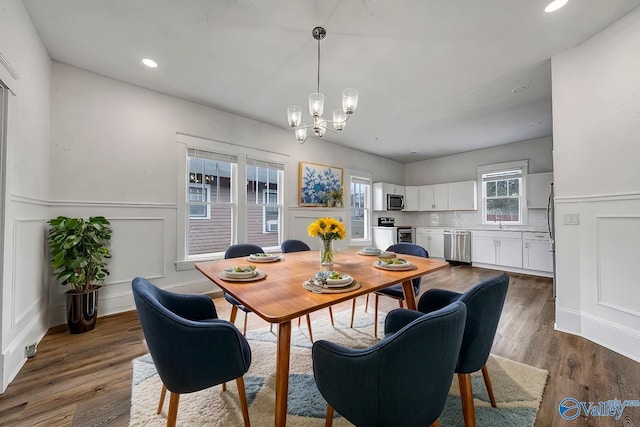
[547,182,557,298]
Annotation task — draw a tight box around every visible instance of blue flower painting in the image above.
[299,162,343,206]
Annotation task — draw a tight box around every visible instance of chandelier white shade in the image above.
[287,27,359,143]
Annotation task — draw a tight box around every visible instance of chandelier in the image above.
[287,27,359,143]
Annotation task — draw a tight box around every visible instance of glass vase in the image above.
[320,238,335,270]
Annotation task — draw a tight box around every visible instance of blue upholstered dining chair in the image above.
[313,301,467,427]
[132,277,251,427]
[224,243,264,335]
[352,243,429,337]
[280,239,335,342]
[387,272,510,427]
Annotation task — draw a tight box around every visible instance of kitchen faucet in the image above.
[494,209,504,229]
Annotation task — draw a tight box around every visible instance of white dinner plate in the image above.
[247,253,280,262]
[224,268,257,279]
[373,259,414,270]
[325,274,353,287]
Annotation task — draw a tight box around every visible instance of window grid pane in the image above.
[187,153,234,256]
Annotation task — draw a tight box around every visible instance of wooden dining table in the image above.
[195,248,449,427]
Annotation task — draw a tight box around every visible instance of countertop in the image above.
[414,225,547,233]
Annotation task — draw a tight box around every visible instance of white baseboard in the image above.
[470,262,553,278]
[556,307,640,363]
[1,316,48,394]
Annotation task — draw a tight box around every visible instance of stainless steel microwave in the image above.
[386,194,404,210]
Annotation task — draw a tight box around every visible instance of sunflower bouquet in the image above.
[308,217,346,266]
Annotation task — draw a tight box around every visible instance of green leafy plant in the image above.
[329,187,343,203]
[47,216,112,292]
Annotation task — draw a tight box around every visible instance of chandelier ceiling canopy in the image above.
[286,27,359,144]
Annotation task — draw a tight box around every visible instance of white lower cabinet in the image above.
[522,232,553,272]
[415,227,444,258]
[472,231,522,268]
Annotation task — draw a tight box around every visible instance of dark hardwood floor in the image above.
[1,265,638,426]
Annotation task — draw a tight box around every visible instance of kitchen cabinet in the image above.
[415,227,444,258]
[372,226,397,250]
[404,186,419,211]
[448,180,477,210]
[522,232,553,272]
[419,184,448,211]
[527,172,553,209]
[373,182,405,211]
[472,230,522,268]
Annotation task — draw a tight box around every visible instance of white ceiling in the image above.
[22,0,640,163]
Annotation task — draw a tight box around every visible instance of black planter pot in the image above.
[66,286,101,334]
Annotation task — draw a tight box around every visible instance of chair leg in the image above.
[399,299,404,308]
[328,306,335,326]
[458,373,476,427]
[429,420,440,427]
[374,294,380,338]
[364,294,369,312]
[325,404,334,427]
[350,298,357,328]
[236,376,251,427]
[306,314,314,342]
[230,304,239,325]
[222,382,227,391]
[243,312,248,336]
[157,384,167,414]
[481,364,497,407]
[167,392,180,427]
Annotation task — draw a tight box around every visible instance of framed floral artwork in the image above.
[299,162,343,206]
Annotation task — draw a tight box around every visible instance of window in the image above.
[246,159,283,247]
[177,134,288,266]
[478,161,528,226]
[350,175,371,241]
[187,149,236,256]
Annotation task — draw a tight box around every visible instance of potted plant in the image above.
[47,216,112,333]
[328,188,344,208]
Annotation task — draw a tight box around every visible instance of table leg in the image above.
[275,320,292,427]
[402,279,417,310]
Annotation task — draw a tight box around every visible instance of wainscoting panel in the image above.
[12,218,47,326]
[289,209,348,251]
[106,217,166,284]
[596,215,640,317]
[554,194,640,362]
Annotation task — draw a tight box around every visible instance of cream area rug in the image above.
[130,308,548,426]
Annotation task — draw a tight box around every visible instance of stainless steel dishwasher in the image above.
[444,230,472,263]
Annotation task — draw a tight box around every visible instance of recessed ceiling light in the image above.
[544,0,568,13]
[512,86,529,93]
[141,58,158,68]
[530,122,542,126]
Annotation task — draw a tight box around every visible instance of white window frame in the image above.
[176,133,288,270]
[348,170,373,246]
[477,160,528,226]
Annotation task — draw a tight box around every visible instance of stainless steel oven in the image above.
[397,226,415,244]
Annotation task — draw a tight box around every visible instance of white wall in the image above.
[0,0,51,392]
[48,62,405,325]
[552,8,640,362]
[404,136,553,185]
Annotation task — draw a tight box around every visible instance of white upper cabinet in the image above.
[448,180,477,211]
[419,184,448,211]
[404,186,420,211]
[527,172,553,209]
